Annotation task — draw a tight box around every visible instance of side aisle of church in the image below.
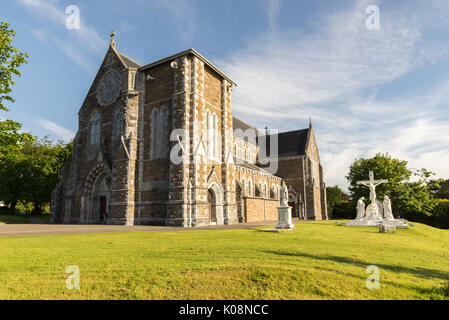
[51,36,327,227]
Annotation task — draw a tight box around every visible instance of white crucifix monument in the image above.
[343,171,408,229]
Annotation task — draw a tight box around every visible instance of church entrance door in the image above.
[88,173,110,224]
[100,196,107,222]
[208,190,217,224]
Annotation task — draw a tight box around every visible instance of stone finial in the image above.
[309,117,312,128]
[110,31,116,48]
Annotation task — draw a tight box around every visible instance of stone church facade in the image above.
[51,37,328,226]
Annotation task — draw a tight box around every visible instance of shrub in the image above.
[331,201,356,219]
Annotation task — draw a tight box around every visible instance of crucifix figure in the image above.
[357,171,388,205]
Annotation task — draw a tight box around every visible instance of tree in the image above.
[19,138,72,213]
[0,120,34,213]
[428,179,449,199]
[346,153,438,217]
[0,21,28,112]
[326,185,343,217]
[0,132,72,214]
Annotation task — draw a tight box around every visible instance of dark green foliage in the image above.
[428,179,449,199]
[331,201,355,219]
[433,200,449,229]
[0,136,72,214]
[326,185,343,217]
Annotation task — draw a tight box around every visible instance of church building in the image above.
[51,35,328,226]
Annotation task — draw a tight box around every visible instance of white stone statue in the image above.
[356,197,366,220]
[376,199,384,218]
[357,171,388,204]
[365,203,380,221]
[342,172,408,229]
[277,181,293,229]
[383,195,394,221]
[280,181,289,207]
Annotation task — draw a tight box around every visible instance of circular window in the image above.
[97,71,121,106]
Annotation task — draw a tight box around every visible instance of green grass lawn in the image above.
[0,214,30,224]
[0,221,448,300]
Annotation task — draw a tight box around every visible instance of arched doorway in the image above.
[208,190,217,223]
[88,173,110,224]
[235,182,245,223]
[207,182,224,225]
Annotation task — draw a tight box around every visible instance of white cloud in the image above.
[219,0,449,189]
[38,119,75,141]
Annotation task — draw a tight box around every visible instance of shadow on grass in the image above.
[0,214,30,224]
[421,281,449,300]
[262,250,449,281]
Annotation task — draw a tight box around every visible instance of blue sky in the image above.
[2,0,449,188]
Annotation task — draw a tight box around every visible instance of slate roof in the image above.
[119,52,142,68]
[261,128,310,158]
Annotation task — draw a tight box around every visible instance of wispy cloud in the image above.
[37,119,75,141]
[220,0,449,188]
[267,0,281,29]
[17,0,107,72]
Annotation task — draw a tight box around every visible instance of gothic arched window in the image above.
[160,107,168,158]
[150,108,159,159]
[90,113,101,146]
[248,179,252,196]
[213,113,218,160]
[113,113,121,140]
[206,110,212,158]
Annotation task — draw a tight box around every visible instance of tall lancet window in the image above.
[206,110,212,158]
[248,179,252,196]
[213,113,218,160]
[160,107,168,158]
[150,108,159,159]
[113,113,122,140]
[90,113,101,146]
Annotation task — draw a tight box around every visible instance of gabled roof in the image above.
[139,48,237,87]
[261,128,311,158]
[118,52,142,68]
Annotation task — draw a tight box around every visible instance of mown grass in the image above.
[0,215,30,224]
[0,221,448,300]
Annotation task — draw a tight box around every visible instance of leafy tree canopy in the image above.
[346,153,438,216]
[428,179,449,199]
[0,22,28,112]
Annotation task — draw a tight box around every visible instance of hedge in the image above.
[331,201,356,219]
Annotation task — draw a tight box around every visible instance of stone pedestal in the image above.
[276,206,294,230]
[379,224,396,233]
